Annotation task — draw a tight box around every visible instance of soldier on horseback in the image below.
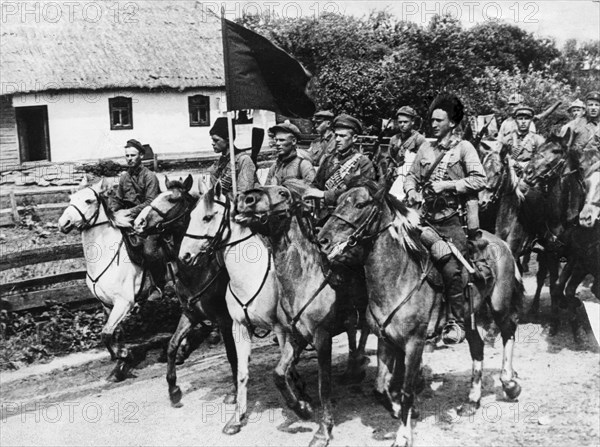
[405,93,487,344]
[502,105,546,174]
[564,91,600,144]
[110,139,165,301]
[265,121,316,185]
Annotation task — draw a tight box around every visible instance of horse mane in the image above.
[506,158,526,204]
[384,194,429,264]
[344,177,428,263]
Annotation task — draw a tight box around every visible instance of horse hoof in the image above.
[457,401,479,417]
[223,393,237,405]
[548,322,560,337]
[293,400,314,420]
[502,380,522,400]
[170,386,183,406]
[222,421,242,435]
[411,406,420,419]
[308,433,331,447]
[108,362,128,382]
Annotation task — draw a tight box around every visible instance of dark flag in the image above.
[221,17,316,118]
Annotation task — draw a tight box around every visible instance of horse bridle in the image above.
[183,196,233,258]
[481,153,508,209]
[66,187,107,230]
[147,192,194,234]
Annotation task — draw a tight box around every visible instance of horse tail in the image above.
[512,259,525,317]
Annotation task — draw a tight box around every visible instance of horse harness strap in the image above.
[86,237,125,299]
[369,262,433,343]
[228,246,273,339]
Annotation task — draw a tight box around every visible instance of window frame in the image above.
[188,95,210,127]
[109,96,133,130]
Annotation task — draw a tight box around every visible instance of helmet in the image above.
[507,93,524,106]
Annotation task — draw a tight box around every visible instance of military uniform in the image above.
[265,149,315,185]
[405,94,486,344]
[307,130,336,167]
[208,151,258,196]
[112,165,160,218]
[498,116,537,142]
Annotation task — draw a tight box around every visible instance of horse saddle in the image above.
[122,231,146,267]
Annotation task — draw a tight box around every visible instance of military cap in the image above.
[313,110,334,120]
[585,91,600,102]
[124,139,145,154]
[396,106,418,119]
[333,114,362,134]
[513,105,535,117]
[507,93,524,105]
[568,99,585,111]
[429,93,464,124]
[209,117,236,141]
[269,121,301,138]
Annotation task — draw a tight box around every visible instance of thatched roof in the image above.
[0,1,224,93]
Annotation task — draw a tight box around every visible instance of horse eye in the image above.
[279,191,289,198]
[203,215,213,222]
[355,202,368,209]
[85,199,94,204]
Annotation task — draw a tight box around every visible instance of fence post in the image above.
[9,190,19,224]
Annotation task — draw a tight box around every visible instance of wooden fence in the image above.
[0,243,94,312]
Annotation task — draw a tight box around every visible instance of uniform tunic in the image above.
[313,146,375,206]
[307,130,336,167]
[111,165,160,218]
[265,150,316,185]
[208,151,258,196]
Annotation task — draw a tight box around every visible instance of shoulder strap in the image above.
[421,150,447,184]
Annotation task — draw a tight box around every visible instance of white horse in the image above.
[178,181,286,435]
[58,177,147,381]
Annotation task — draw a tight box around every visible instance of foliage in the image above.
[0,292,182,371]
[81,160,124,178]
[238,10,597,132]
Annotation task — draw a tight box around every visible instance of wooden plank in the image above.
[9,190,19,224]
[0,270,87,294]
[0,281,95,312]
[0,243,83,271]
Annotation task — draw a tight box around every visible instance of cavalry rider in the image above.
[304,114,376,211]
[405,93,487,345]
[208,117,258,197]
[568,99,586,121]
[565,91,600,145]
[387,106,428,199]
[504,105,546,174]
[307,110,337,167]
[265,121,316,185]
[110,139,164,301]
[497,93,537,141]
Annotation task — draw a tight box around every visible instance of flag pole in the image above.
[221,7,237,198]
[226,110,237,197]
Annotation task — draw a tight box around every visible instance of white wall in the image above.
[12,89,275,162]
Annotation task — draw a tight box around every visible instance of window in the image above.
[109,96,133,130]
[188,95,210,126]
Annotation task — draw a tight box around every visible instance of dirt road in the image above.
[1,279,599,447]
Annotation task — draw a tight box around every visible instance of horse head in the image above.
[236,179,310,238]
[317,178,386,267]
[523,130,568,187]
[134,174,195,234]
[580,168,600,228]
[179,181,231,266]
[58,177,111,233]
[479,150,504,209]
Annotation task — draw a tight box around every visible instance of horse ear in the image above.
[214,180,223,198]
[183,174,193,192]
[499,143,510,162]
[198,177,209,196]
[79,175,89,188]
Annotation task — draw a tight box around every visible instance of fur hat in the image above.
[429,93,465,124]
[209,117,236,141]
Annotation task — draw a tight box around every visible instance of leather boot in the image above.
[147,262,167,302]
[442,292,466,345]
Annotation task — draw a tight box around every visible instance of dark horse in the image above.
[236,183,369,447]
[317,178,522,447]
[133,176,238,406]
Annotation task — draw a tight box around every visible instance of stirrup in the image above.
[441,320,466,345]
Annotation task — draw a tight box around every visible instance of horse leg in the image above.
[392,339,424,447]
[458,321,484,417]
[342,315,368,384]
[497,314,521,400]
[166,314,193,407]
[564,265,587,344]
[529,253,548,315]
[219,316,238,404]
[309,328,334,447]
[546,254,561,336]
[373,338,397,413]
[223,321,251,435]
[103,300,134,382]
[273,333,312,420]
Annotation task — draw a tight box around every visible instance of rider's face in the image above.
[396,115,414,134]
[274,132,296,158]
[334,128,356,153]
[125,148,142,168]
[586,100,600,119]
[211,135,228,153]
[430,109,455,139]
[515,114,533,133]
